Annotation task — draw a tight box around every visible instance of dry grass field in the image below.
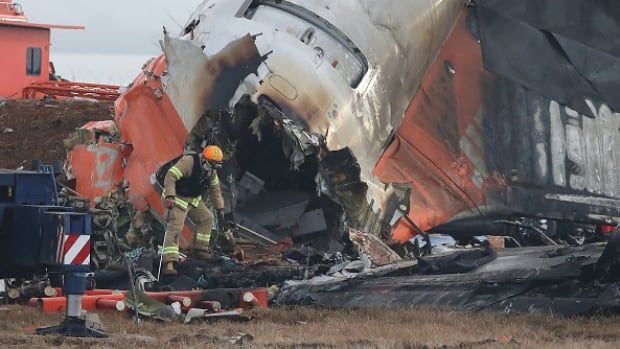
[1,305,620,348]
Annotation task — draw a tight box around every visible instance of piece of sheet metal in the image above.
[277,244,620,316]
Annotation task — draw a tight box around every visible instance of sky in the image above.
[17,0,203,83]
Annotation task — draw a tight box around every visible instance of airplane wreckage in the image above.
[24,0,620,316]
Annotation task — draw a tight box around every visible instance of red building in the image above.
[0,0,82,98]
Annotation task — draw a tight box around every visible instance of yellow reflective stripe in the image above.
[196,233,211,242]
[190,196,201,207]
[168,166,183,180]
[210,175,219,186]
[174,198,189,210]
[162,246,179,255]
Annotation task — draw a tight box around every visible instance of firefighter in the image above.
[161,145,226,276]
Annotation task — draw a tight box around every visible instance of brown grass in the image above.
[0,305,619,348]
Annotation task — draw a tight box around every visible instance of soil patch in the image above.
[0,99,114,169]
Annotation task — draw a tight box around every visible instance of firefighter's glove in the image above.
[164,196,176,209]
[216,209,226,232]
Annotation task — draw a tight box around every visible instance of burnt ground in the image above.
[0,99,114,169]
[1,306,620,349]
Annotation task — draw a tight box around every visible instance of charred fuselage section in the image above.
[67,0,620,250]
[376,1,620,243]
[161,0,464,243]
[184,95,389,249]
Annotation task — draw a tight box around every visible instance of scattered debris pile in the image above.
[277,235,620,316]
[3,1,620,340]
[6,223,620,320]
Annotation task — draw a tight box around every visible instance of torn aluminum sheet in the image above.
[184,308,248,324]
[348,228,401,267]
[411,234,458,253]
[163,0,465,235]
[277,243,620,316]
[163,32,266,133]
[124,290,181,322]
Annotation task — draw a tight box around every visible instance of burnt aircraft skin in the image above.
[146,0,620,245]
[162,0,465,235]
[277,242,620,316]
[376,2,620,241]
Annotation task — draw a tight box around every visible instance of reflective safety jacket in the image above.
[163,154,225,210]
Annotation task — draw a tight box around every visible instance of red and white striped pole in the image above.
[36,212,106,338]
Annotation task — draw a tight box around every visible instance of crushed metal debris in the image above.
[1,0,620,345]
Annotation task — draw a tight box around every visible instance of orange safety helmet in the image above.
[202,145,224,162]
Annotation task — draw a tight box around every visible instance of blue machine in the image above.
[0,168,105,337]
[0,169,61,277]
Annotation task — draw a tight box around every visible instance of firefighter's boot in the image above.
[193,249,213,261]
[162,261,178,276]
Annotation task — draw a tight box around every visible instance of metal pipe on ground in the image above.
[200,301,222,312]
[242,292,259,306]
[9,284,57,301]
[167,295,192,308]
[95,298,126,312]
[55,288,119,297]
[54,289,219,308]
[154,288,269,308]
[29,293,127,314]
[145,290,205,306]
[34,288,269,312]
[241,288,268,308]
